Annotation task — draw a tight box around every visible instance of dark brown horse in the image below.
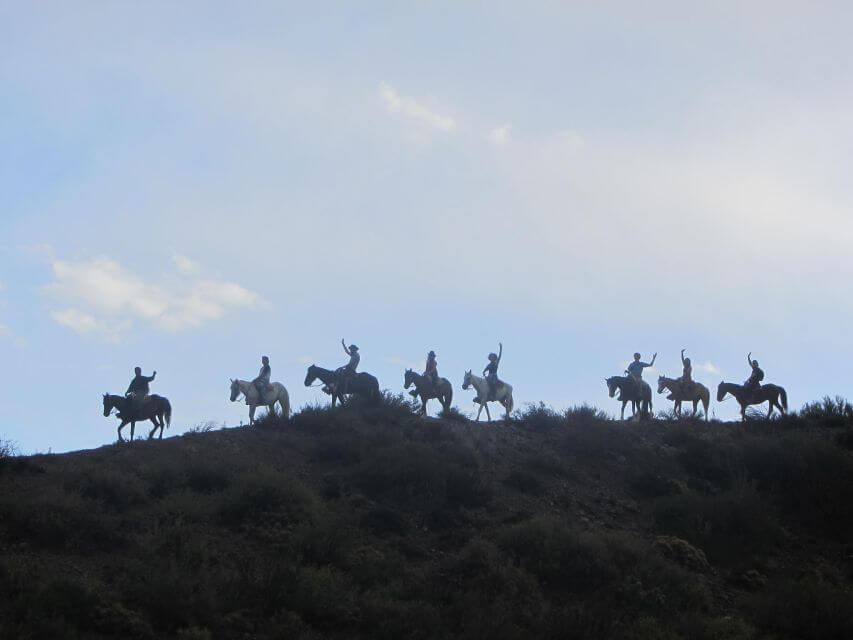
[605,376,652,420]
[717,382,787,421]
[404,369,453,415]
[103,393,172,441]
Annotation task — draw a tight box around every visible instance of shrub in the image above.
[439,406,469,422]
[653,487,783,567]
[800,396,853,427]
[503,470,545,495]
[218,468,316,527]
[564,403,610,421]
[750,576,853,639]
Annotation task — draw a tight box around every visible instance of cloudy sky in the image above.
[2,2,852,452]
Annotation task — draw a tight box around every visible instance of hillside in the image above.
[3,398,853,639]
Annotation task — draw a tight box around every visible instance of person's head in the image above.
[633,353,641,361]
[488,352,498,361]
[349,344,359,352]
[752,359,759,368]
[134,366,141,375]
[684,357,691,366]
[428,350,436,358]
[262,356,269,365]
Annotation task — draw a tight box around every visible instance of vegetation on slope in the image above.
[2,396,853,639]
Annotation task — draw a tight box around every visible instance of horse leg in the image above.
[249,404,256,425]
[475,402,483,421]
[620,401,626,420]
[421,395,428,416]
[692,400,698,417]
[767,401,773,419]
[148,417,159,440]
[130,421,135,441]
[484,402,492,422]
[117,420,127,442]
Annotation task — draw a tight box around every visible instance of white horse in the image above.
[229,379,291,425]
[462,370,514,422]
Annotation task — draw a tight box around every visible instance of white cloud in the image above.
[45,256,263,339]
[171,253,199,274]
[487,124,511,147]
[694,361,721,376]
[379,83,455,132]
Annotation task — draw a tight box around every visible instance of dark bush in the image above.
[185,463,231,493]
[503,470,545,494]
[218,469,316,526]
[799,396,853,427]
[750,576,853,639]
[653,488,783,567]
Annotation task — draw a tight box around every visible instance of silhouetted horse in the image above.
[103,393,171,441]
[304,365,380,407]
[658,376,710,420]
[404,369,453,415]
[717,382,788,421]
[605,376,652,420]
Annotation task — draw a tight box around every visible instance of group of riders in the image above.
[119,341,768,421]
[120,340,507,420]
[625,350,765,398]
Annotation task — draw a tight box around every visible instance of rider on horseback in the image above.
[410,350,439,398]
[680,349,693,394]
[626,352,656,394]
[126,367,156,417]
[252,356,271,402]
[338,339,360,394]
[482,343,502,401]
[744,352,764,399]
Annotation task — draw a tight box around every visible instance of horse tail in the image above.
[780,387,788,411]
[281,388,291,419]
[163,398,172,430]
[445,384,453,410]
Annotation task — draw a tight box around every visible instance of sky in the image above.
[2,1,852,452]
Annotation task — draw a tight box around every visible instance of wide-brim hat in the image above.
[488,353,498,359]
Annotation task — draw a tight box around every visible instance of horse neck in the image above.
[468,374,487,392]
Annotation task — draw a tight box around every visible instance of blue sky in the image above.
[2,2,852,452]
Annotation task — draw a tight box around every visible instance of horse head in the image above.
[716,382,728,402]
[304,365,318,387]
[102,393,111,417]
[404,369,415,389]
[229,379,240,402]
[462,370,473,390]
[605,377,618,398]
[657,376,670,395]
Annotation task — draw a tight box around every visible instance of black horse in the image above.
[605,376,652,420]
[304,365,380,406]
[717,381,788,421]
[103,393,172,441]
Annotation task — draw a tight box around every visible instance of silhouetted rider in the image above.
[680,349,693,392]
[338,339,360,394]
[126,367,156,416]
[744,352,764,397]
[483,343,502,400]
[253,356,271,401]
[626,352,656,392]
[411,350,439,397]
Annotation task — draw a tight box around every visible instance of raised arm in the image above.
[497,342,503,364]
[342,339,350,356]
[747,352,752,366]
[650,352,657,366]
[681,349,686,366]
[145,371,156,383]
